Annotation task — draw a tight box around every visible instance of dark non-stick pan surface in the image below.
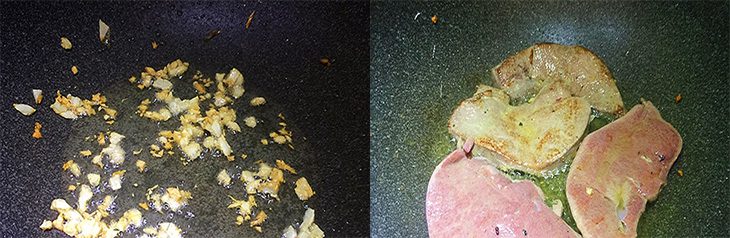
[371,2,728,237]
[0,1,369,237]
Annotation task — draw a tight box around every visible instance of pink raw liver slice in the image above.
[426,149,578,237]
[566,101,682,238]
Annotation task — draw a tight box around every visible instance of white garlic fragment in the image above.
[13,103,36,116]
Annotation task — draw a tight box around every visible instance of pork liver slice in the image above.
[491,43,624,115]
[566,101,682,238]
[426,149,578,237]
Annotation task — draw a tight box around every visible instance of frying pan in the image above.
[370,1,728,237]
[0,1,369,237]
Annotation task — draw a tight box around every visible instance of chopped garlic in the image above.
[77,185,93,213]
[109,171,124,190]
[32,122,42,139]
[40,220,53,230]
[71,66,78,75]
[157,222,183,238]
[60,37,72,50]
[153,79,173,90]
[218,136,232,156]
[225,68,245,99]
[79,150,92,156]
[295,177,315,200]
[99,19,109,43]
[97,132,106,145]
[296,208,324,238]
[250,211,267,227]
[13,103,36,116]
[100,132,126,165]
[217,169,232,186]
[276,160,297,174]
[63,160,81,177]
[91,155,102,168]
[586,187,594,196]
[257,163,272,178]
[87,173,101,187]
[32,89,43,104]
[155,187,192,212]
[136,160,146,173]
[123,209,143,228]
[249,97,266,106]
[273,135,287,144]
[228,195,257,223]
[244,116,257,128]
[50,198,72,211]
[240,170,255,183]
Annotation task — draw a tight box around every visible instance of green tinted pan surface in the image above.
[370,2,728,237]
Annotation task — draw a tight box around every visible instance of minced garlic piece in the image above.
[32,122,42,139]
[97,132,105,145]
[143,108,172,121]
[261,139,269,145]
[79,150,92,156]
[276,160,297,174]
[50,91,102,120]
[228,195,257,223]
[91,155,102,168]
[40,220,53,230]
[62,160,81,177]
[152,187,192,212]
[71,66,78,75]
[77,185,93,213]
[244,116,257,128]
[87,173,101,187]
[33,89,43,104]
[153,79,173,90]
[138,202,150,211]
[136,160,146,173]
[290,208,324,238]
[67,184,77,191]
[217,169,232,186]
[109,170,125,190]
[193,81,206,94]
[586,187,594,196]
[235,215,244,226]
[122,208,143,228]
[14,103,36,116]
[295,177,315,200]
[250,211,267,227]
[157,222,183,238]
[249,97,266,106]
[99,19,110,43]
[101,132,126,165]
[60,37,72,50]
[273,134,287,144]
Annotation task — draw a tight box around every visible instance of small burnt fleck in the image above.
[656,152,666,162]
[204,29,221,42]
[519,122,523,126]
[523,229,527,236]
[495,226,500,235]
